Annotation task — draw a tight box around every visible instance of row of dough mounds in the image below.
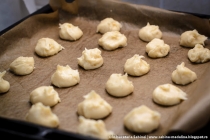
[0,16,209,140]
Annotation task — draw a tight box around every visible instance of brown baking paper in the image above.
[0,0,210,139]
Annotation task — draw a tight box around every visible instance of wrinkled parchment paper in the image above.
[0,0,210,139]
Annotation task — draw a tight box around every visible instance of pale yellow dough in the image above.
[180,30,207,47]
[10,56,34,75]
[124,105,161,133]
[139,22,162,42]
[152,84,187,106]
[35,38,64,57]
[30,86,61,107]
[172,62,197,85]
[77,116,115,140]
[188,44,210,63]
[51,65,80,88]
[25,102,59,128]
[146,38,170,58]
[77,48,103,70]
[97,17,122,34]
[98,31,127,51]
[77,90,112,119]
[105,73,134,97]
[124,54,150,76]
[59,23,83,41]
[0,71,10,93]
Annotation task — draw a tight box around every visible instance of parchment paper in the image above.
[0,0,210,139]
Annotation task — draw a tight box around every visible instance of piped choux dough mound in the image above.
[146,38,170,58]
[124,105,161,133]
[10,56,35,75]
[0,71,10,93]
[152,84,187,106]
[180,30,207,48]
[124,54,150,76]
[25,102,59,128]
[172,62,197,85]
[98,31,127,51]
[105,73,134,97]
[30,86,61,107]
[51,65,80,88]
[139,22,162,42]
[188,44,210,63]
[77,116,115,140]
[77,48,103,70]
[59,23,83,41]
[97,17,122,34]
[77,90,112,119]
[35,38,64,57]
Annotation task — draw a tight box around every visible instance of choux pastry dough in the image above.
[97,17,122,34]
[59,23,83,41]
[77,90,112,119]
[25,102,59,128]
[0,71,10,93]
[10,56,34,75]
[139,22,162,42]
[78,48,103,70]
[35,38,64,57]
[51,65,80,88]
[98,31,127,51]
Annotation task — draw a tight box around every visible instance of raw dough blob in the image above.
[124,54,150,76]
[10,56,35,75]
[139,22,162,42]
[98,31,127,51]
[77,116,115,140]
[180,30,207,48]
[51,65,80,88]
[124,105,161,133]
[25,102,59,128]
[172,62,197,85]
[77,90,112,119]
[59,23,83,41]
[78,48,103,70]
[105,73,134,97]
[152,84,187,106]
[30,86,61,107]
[146,38,170,58]
[0,71,10,93]
[188,44,210,63]
[35,38,64,57]
[97,17,122,34]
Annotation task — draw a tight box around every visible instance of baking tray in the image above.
[0,0,210,139]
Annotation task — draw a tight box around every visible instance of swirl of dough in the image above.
[77,90,112,119]
[172,62,197,85]
[188,44,210,63]
[105,73,134,97]
[139,22,162,42]
[10,56,35,75]
[51,65,80,88]
[98,31,127,51]
[0,71,10,93]
[77,48,103,70]
[124,54,150,76]
[97,18,122,34]
[152,84,187,106]
[180,30,207,48]
[146,38,170,58]
[124,105,161,133]
[77,116,115,140]
[25,102,60,128]
[59,23,83,41]
[35,38,64,57]
[30,86,61,107]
